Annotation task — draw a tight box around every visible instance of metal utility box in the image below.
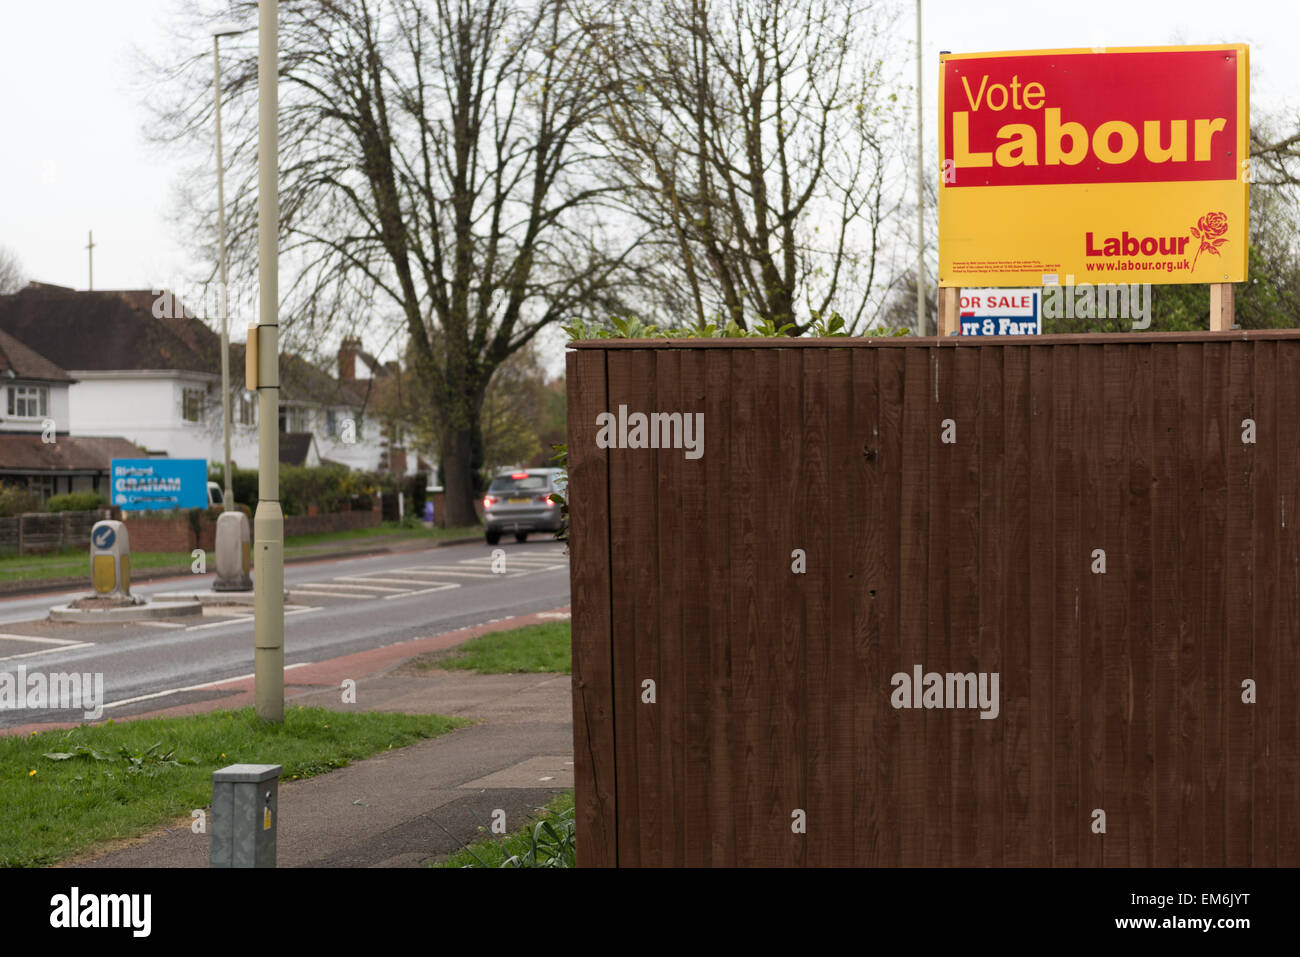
[211,763,281,868]
[89,520,130,597]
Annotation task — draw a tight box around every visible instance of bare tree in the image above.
[149,0,641,524]
[0,246,25,295]
[576,0,904,334]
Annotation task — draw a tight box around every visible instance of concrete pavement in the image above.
[47,607,574,868]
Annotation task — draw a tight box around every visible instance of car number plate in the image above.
[508,497,530,504]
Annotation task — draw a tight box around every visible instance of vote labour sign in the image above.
[938,45,1249,287]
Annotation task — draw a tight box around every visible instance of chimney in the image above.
[338,337,361,381]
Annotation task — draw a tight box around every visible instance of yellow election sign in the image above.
[938,44,1249,287]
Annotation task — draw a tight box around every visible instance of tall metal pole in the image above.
[214,35,233,512]
[916,0,926,336]
[254,0,283,723]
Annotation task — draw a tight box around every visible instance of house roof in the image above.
[0,434,146,473]
[279,431,315,466]
[0,284,398,412]
[0,328,72,382]
[0,286,220,374]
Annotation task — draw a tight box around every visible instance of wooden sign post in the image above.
[939,287,960,337]
[1209,282,1235,331]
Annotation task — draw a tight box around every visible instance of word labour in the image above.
[890,665,1000,719]
[595,405,704,460]
[951,74,1227,170]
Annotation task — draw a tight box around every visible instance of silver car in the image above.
[482,467,566,545]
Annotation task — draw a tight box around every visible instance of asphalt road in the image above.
[0,540,571,728]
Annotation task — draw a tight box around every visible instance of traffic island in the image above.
[49,596,202,622]
[48,518,203,622]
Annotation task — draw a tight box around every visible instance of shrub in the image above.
[45,492,108,513]
[0,484,44,517]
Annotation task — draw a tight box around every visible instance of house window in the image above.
[237,392,256,426]
[326,410,338,437]
[7,385,48,418]
[182,387,205,423]
[278,405,309,433]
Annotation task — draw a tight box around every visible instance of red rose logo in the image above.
[1190,211,1228,271]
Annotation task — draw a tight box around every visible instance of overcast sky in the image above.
[1,0,1295,355]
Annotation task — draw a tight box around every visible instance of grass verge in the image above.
[0,706,469,866]
[411,621,571,674]
[435,790,575,867]
[0,522,482,584]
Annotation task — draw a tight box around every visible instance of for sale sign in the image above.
[959,288,1039,335]
[938,45,1249,287]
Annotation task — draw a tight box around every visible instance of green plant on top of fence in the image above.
[562,311,910,341]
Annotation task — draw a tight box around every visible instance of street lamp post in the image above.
[253,0,284,723]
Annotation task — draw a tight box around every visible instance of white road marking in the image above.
[185,616,254,632]
[328,579,408,592]
[136,621,187,629]
[0,642,95,662]
[382,583,461,599]
[104,662,311,710]
[290,588,379,600]
[0,633,91,645]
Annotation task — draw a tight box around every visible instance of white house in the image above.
[0,326,145,498]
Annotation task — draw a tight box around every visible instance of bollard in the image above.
[213,511,253,591]
[90,520,131,597]
[211,764,281,867]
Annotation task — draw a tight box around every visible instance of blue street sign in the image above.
[111,459,209,511]
[92,525,116,549]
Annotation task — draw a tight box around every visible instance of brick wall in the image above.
[122,507,381,553]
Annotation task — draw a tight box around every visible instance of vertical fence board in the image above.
[654,349,685,866]
[1001,346,1032,865]
[801,349,832,864]
[1225,340,1255,865]
[777,349,807,866]
[1027,346,1056,866]
[1176,342,1206,867]
[822,349,855,865]
[949,347,980,866]
[1274,341,1300,865]
[850,347,882,864]
[606,350,658,866]
[925,347,954,866]
[1201,343,1229,866]
[678,349,712,866]
[726,347,761,864]
[975,347,1004,865]
[875,348,904,866]
[751,349,783,864]
[1251,341,1278,865]
[704,349,735,865]
[898,347,932,865]
[1126,344,1156,866]
[566,349,616,867]
[1054,345,1084,865]
[1151,344,1181,866]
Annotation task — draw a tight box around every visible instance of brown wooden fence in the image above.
[567,331,1300,867]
